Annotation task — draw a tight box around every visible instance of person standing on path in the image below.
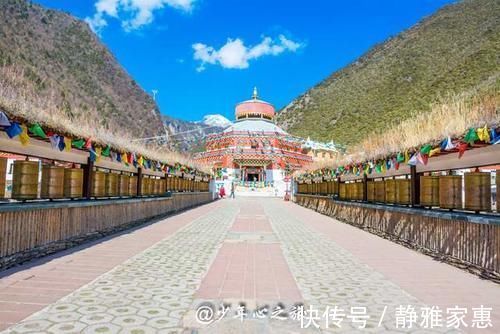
[219,185,226,198]
[230,181,235,199]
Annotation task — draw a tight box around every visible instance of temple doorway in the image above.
[243,167,263,182]
[246,173,259,182]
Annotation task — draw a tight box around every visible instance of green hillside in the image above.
[0,0,164,139]
[276,0,500,147]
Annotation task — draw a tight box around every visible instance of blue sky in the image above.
[36,0,455,122]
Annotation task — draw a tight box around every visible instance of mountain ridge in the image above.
[276,0,500,147]
[0,0,165,141]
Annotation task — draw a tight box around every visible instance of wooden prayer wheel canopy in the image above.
[439,175,462,210]
[91,171,106,197]
[129,176,138,196]
[0,157,7,198]
[385,179,396,204]
[367,181,375,202]
[41,165,64,199]
[374,181,385,203]
[118,174,130,196]
[396,179,411,205]
[464,172,491,212]
[12,160,39,200]
[105,172,119,197]
[64,168,83,198]
[420,176,439,207]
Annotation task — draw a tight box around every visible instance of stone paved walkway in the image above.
[0,198,499,334]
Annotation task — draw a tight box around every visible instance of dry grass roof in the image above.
[296,88,500,174]
[0,66,210,173]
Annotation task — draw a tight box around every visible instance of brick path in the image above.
[0,198,498,333]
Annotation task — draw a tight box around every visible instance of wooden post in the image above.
[137,167,143,196]
[362,174,368,202]
[82,157,93,200]
[410,165,420,207]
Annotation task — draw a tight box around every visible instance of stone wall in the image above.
[0,192,215,270]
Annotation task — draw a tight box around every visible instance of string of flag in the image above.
[0,111,210,179]
[296,125,499,182]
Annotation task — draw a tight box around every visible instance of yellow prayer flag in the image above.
[477,125,490,143]
[137,156,144,166]
[64,137,72,151]
[19,125,30,146]
[95,146,102,162]
[429,147,441,157]
[404,150,410,163]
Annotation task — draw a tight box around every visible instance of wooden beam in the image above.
[362,173,368,202]
[137,167,143,196]
[410,165,420,207]
[83,158,94,199]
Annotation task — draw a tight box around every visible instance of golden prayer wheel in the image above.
[356,182,364,201]
[306,183,312,194]
[105,172,119,197]
[118,174,130,196]
[439,175,462,210]
[0,157,7,198]
[129,175,138,196]
[160,179,166,194]
[346,183,358,200]
[41,165,64,199]
[385,179,396,204]
[171,177,177,191]
[64,168,83,198]
[332,181,339,195]
[396,179,411,205]
[464,172,491,212]
[374,181,385,202]
[326,181,333,194]
[91,171,106,197]
[367,181,375,202]
[141,176,149,195]
[148,177,155,194]
[339,183,346,199]
[12,160,39,200]
[155,178,162,195]
[420,176,439,207]
[320,182,327,194]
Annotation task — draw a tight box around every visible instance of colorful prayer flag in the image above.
[28,123,46,138]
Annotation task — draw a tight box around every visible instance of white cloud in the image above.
[85,0,196,33]
[192,35,304,71]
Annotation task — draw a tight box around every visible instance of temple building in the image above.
[194,88,338,195]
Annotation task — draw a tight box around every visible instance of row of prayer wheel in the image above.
[419,172,494,212]
[297,181,339,195]
[0,159,211,200]
[365,179,411,205]
[298,171,499,212]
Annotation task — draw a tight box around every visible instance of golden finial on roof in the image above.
[252,87,258,100]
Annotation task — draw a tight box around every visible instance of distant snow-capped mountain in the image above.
[198,114,232,128]
[162,114,232,153]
